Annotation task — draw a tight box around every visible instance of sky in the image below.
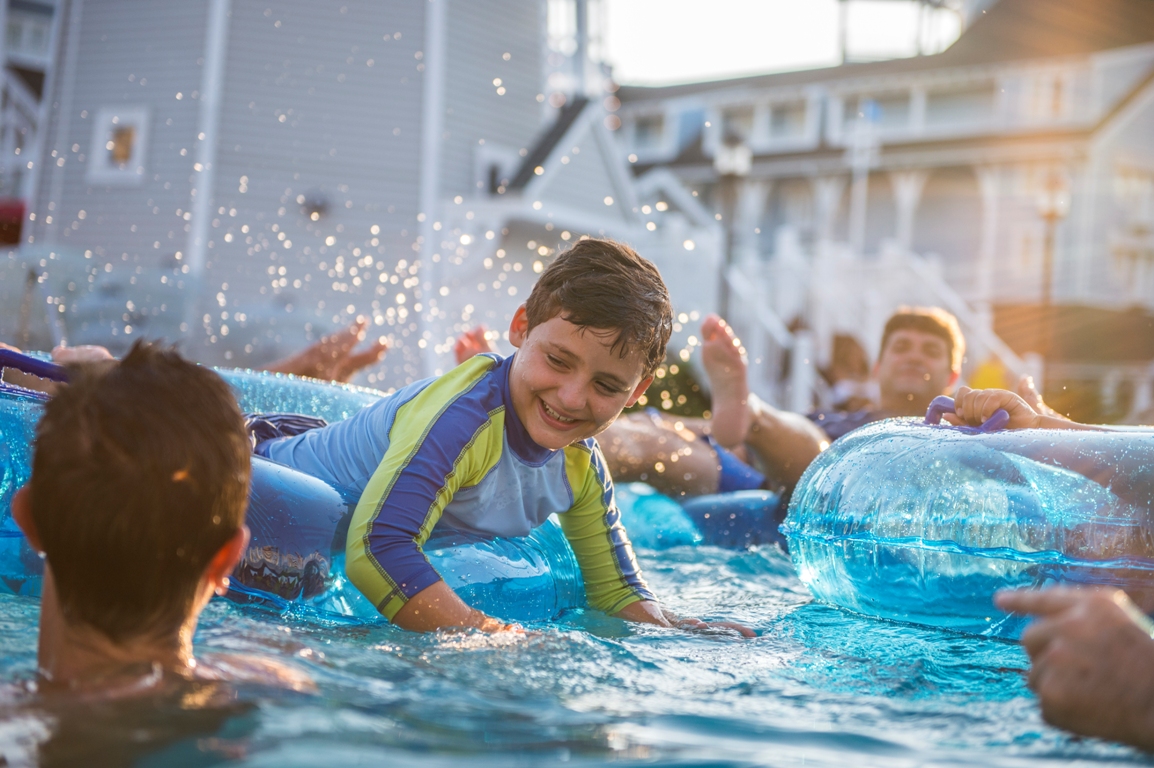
[601,0,963,86]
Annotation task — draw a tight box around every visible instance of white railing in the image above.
[0,70,39,197]
[719,232,1036,414]
[723,264,816,413]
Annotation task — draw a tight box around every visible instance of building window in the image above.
[925,82,995,126]
[634,114,664,150]
[87,107,150,186]
[721,106,754,140]
[6,6,53,59]
[770,101,806,139]
[845,92,910,130]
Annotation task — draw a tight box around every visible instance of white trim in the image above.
[1091,73,1154,152]
[32,0,77,242]
[184,0,231,337]
[634,167,719,231]
[417,0,448,377]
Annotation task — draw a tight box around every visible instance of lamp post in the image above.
[1034,167,1071,387]
[714,129,751,318]
[1036,168,1071,307]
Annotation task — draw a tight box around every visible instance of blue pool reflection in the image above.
[0,542,1147,766]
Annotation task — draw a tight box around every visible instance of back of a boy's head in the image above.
[30,340,250,643]
[524,238,673,376]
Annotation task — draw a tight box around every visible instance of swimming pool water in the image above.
[0,542,1147,767]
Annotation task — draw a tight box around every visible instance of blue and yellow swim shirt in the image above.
[258,353,654,620]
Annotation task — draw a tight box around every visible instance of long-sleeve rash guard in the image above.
[258,353,654,620]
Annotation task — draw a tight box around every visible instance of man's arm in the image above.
[743,396,828,487]
[945,387,1103,431]
[996,587,1154,750]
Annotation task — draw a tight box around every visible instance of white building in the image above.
[616,0,1154,419]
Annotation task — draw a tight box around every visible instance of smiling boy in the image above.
[258,238,750,634]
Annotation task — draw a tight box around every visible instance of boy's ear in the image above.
[508,304,530,349]
[625,375,654,408]
[11,486,43,553]
[204,525,250,594]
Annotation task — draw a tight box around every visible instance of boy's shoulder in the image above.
[382,353,504,413]
[384,353,510,448]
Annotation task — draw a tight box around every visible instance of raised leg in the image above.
[699,315,751,450]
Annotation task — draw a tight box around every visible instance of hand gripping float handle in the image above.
[0,348,69,383]
[923,395,1010,433]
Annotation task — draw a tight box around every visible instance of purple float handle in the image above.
[0,348,69,383]
[924,395,1009,432]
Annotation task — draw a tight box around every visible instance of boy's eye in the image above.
[546,355,566,368]
[596,381,624,395]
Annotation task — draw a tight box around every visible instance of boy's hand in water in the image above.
[943,386,1041,430]
[674,617,758,637]
[615,601,755,637]
[995,587,1154,751]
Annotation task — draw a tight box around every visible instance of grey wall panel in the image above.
[28,0,208,349]
[438,0,544,200]
[201,1,430,382]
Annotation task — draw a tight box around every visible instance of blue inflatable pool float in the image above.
[0,351,583,624]
[784,396,1154,638]
[615,483,786,550]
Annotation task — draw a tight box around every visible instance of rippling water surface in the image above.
[1,544,1148,766]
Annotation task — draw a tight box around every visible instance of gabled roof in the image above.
[618,0,1154,104]
[508,97,590,190]
[944,0,1154,64]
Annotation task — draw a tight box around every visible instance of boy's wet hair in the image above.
[31,340,250,643]
[524,238,673,376]
[880,306,966,372]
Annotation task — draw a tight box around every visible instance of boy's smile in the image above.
[507,306,653,451]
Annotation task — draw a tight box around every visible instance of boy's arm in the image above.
[559,443,754,636]
[392,581,515,633]
[557,443,657,617]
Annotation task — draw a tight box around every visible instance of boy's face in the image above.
[507,306,653,451]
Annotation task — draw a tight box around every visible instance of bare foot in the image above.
[262,318,388,382]
[454,325,499,365]
[51,345,115,365]
[700,314,750,450]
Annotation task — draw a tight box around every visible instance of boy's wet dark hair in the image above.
[30,340,250,643]
[525,238,673,376]
[880,306,966,372]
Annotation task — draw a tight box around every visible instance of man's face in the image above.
[508,307,652,451]
[875,328,958,415]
